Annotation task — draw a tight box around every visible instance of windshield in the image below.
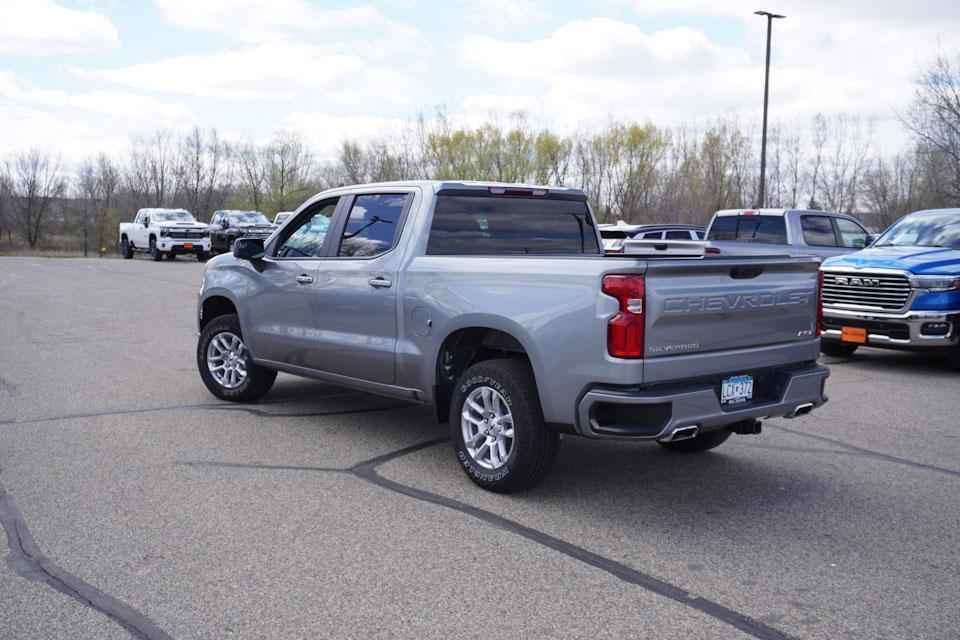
[153,210,194,222]
[227,211,270,225]
[875,212,960,250]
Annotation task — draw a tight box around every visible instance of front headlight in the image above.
[910,275,960,292]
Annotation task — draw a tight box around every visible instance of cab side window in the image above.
[275,200,338,258]
[835,218,869,248]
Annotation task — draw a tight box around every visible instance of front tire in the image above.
[450,359,559,493]
[149,237,163,261]
[658,429,731,453]
[820,341,858,357]
[197,313,276,402]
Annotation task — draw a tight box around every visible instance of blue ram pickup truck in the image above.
[820,208,960,368]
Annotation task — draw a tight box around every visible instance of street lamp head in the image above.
[754,11,786,18]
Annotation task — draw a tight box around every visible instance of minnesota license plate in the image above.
[721,374,753,405]
[183,243,194,249]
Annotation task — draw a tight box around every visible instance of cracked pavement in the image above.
[1,257,958,639]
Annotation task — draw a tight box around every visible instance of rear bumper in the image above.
[575,363,829,440]
[821,306,960,348]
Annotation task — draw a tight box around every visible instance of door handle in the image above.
[295,274,313,284]
[368,277,392,288]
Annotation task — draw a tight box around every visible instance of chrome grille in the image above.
[821,271,911,310]
[168,230,206,239]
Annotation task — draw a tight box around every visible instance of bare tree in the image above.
[176,127,231,220]
[235,136,268,212]
[265,131,314,213]
[903,48,960,202]
[4,149,66,248]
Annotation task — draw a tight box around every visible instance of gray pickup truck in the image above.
[196,181,829,492]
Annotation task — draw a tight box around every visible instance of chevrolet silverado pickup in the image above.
[705,208,871,259]
[119,208,210,261]
[820,208,960,368]
[195,181,829,492]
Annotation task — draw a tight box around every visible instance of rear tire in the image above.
[121,236,133,259]
[820,341,858,357]
[450,358,559,493]
[658,429,731,453]
[197,313,276,402]
[149,237,163,261]
[197,251,208,262]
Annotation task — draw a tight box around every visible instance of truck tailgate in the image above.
[643,255,820,357]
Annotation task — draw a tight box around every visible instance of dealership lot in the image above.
[1,257,958,640]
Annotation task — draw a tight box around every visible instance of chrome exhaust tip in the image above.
[659,425,699,443]
[784,403,815,419]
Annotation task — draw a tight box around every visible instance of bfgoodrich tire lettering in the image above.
[450,359,559,493]
[197,313,276,402]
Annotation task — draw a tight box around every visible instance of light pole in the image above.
[754,10,785,208]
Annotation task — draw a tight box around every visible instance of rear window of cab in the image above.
[707,215,787,244]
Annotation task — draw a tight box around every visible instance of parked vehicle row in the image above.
[196,180,828,493]
[119,208,294,261]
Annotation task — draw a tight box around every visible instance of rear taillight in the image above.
[816,270,824,336]
[705,246,721,255]
[602,274,645,358]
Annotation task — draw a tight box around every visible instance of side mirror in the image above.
[864,234,876,246]
[221,218,230,230]
[143,217,150,227]
[233,237,265,261]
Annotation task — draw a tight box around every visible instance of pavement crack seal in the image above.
[0,482,174,640]
[0,400,410,427]
[768,423,959,478]
[180,438,798,640]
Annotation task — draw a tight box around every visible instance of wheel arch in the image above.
[433,321,545,424]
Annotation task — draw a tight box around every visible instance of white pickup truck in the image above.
[119,208,211,261]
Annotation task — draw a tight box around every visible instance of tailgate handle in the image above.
[730,266,765,279]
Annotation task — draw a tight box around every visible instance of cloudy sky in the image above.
[1,0,958,161]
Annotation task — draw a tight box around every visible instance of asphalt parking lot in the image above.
[1,256,958,640]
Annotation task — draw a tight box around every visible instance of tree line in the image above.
[1,51,958,255]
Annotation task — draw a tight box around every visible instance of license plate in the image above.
[183,243,194,249]
[721,374,753,405]
[841,326,866,343]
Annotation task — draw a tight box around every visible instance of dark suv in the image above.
[209,210,276,254]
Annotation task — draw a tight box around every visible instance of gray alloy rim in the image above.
[206,331,247,389]
[461,386,515,470]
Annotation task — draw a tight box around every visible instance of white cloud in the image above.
[71,42,420,104]
[151,0,433,59]
[464,0,551,34]
[0,71,194,159]
[457,19,754,127]
[0,0,119,55]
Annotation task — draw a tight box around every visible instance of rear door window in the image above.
[427,196,600,255]
[337,194,410,258]
[639,231,664,239]
[708,215,787,244]
[664,230,691,240]
[801,215,838,246]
